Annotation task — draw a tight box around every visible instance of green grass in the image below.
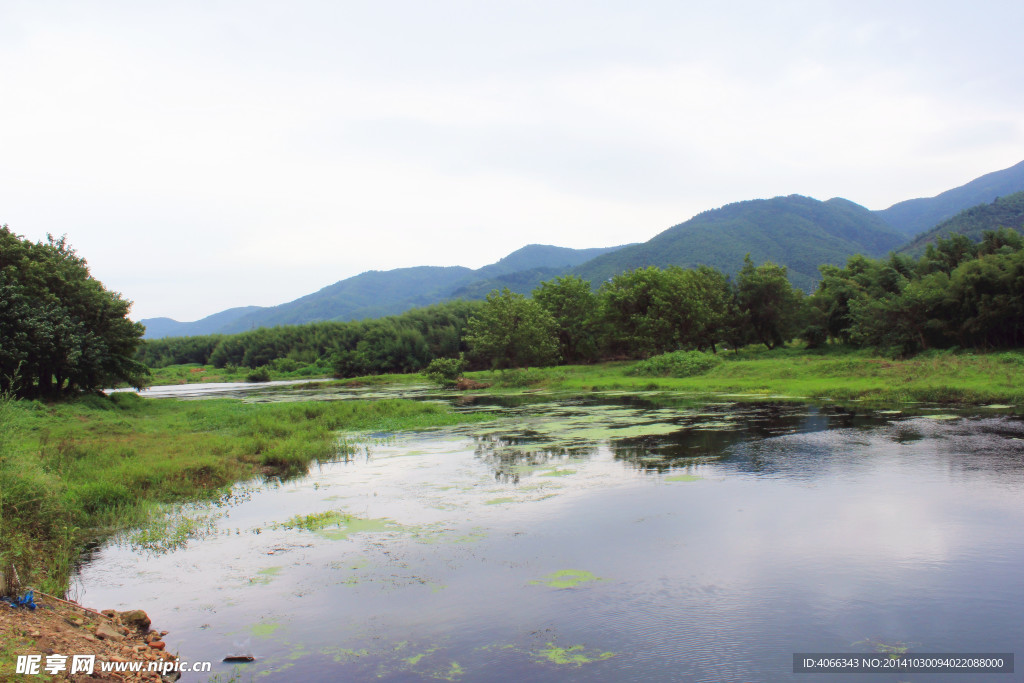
[462,345,1024,405]
[140,362,432,388]
[0,392,494,595]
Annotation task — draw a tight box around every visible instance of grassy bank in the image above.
[144,347,1024,405]
[465,346,1024,405]
[0,393,494,596]
[139,363,429,388]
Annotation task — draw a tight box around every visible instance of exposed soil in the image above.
[1,593,178,682]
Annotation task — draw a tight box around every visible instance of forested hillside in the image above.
[898,192,1024,256]
[877,159,1024,236]
[572,195,904,292]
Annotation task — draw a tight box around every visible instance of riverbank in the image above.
[146,346,1024,406]
[0,597,178,682]
[466,347,1024,405]
[0,393,496,678]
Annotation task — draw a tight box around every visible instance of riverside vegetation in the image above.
[138,229,1024,384]
[0,393,495,597]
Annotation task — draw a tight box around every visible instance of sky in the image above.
[1,0,1023,322]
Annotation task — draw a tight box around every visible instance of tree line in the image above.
[138,228,1024,377]
[137,300,484,377]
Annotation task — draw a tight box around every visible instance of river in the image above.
[77,385,1024,681]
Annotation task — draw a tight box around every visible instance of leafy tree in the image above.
[597,267,669,357]
[533,275,599,363]
[849,273,949,355]
[0,226,147,396]
[463,289,558,369]
[736,255,803,350]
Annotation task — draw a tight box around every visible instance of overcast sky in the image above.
[2,1,1022,322]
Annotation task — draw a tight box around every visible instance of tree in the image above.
[597,267,669,358]
[533,275,599,363]
[463,289,558,369]
[736,255,803,350]
[0,226,148,396]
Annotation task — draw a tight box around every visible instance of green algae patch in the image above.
[485,497,517,505]
[438,661,464,680]
[277,510,401,540]
[249,621,282,638]
[533,642,615,666]
[320,646,370,662]
[316,516,398,540]
[530,569,603,589]
[409,525,487,545]
[539,468,576,477]
[249,565,285,584]
[664,474,701,482]
[921,414,960,420]
[403,646,438,666]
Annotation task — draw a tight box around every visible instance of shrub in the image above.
[247,366,271,382]
[628,350,722,378]
[423,357,466,387]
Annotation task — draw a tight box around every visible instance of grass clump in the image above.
[628,350,722,378]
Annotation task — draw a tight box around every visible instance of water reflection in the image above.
[74,390,1024,682]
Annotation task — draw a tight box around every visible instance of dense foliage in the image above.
[808,229,1024,354]
[138,300,484,377]
[899,191,1024,256]
[463,289,559,369]
[0,226,147,397]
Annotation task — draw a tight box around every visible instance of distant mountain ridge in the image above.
[139,306,264,339]
[141,244,626,338]
[898,191,1024,256]
[141,159,1024,339]
[573,195,905,292]
[877,159,1024,236]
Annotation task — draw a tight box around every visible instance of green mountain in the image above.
[898,191,1024,256]
[472,244,627,279]
[877,159,1024,236]
[217,266,475,334]
[139,306,264,339]
[572,195,905,292]
[141,244,627,338]
[142,161,1024,339]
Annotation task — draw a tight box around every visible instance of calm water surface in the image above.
[76,390,1024,682]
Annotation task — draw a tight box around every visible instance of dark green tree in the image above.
[463,289,558,369]
[533,275,599,363]
[597,267,669,358]
[0,226,147,396]
[736,255,803,350]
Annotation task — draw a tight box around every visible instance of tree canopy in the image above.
[0,226,147,397]
[463,288,558,369]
